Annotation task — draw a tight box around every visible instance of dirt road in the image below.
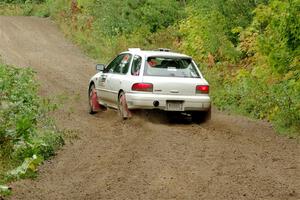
[0,16,299,200]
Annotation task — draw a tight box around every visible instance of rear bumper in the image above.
[126,92,211,111]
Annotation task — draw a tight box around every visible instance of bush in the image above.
[91,0,183,36]
[205,63,300,137]
[0,64,63,188]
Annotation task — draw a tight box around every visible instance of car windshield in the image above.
[144,57,200,78]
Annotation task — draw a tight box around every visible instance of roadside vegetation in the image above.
[0,0,50,16]
[0,63,64,196]
[0,0,299,138]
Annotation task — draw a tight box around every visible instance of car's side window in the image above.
[113,54,132,74]
[103,55,124,73]
[131,55,142,76]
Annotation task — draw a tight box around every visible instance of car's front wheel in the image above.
[191,107,211,123]
[118,91,132,120]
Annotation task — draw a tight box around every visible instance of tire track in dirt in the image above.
[0,16,299,200]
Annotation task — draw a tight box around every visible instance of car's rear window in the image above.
[144,57,200,78]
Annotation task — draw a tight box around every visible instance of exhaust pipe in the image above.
[153,101,159,107]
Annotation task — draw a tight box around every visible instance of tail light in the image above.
[196,85,209,94]
[132,83,153,92]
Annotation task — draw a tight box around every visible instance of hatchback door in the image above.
[142,56,208,96]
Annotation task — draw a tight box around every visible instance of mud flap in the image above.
[120,94,132,119]
[91,89,101,112]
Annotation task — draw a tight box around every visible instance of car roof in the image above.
[122,49,191,59]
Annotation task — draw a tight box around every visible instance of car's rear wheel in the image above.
[118,91,132,120]
[88,84,101,114]
[191,107,211,123]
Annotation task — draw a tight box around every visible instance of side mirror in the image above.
[96,64,105,72]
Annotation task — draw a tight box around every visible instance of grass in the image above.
[0,2,50,17]
[0,3,24,15]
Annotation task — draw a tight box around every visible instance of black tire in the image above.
[191,107,211,123]
[88,84,97,114]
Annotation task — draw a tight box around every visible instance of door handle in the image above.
[100,75,107,81]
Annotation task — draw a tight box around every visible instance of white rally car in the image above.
[88,48,211,122]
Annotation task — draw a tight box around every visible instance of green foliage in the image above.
[92,0,183,35]
[0,65,39,144]
[179,10,241,62]
[41,0,181,62]
[208,65,300,137]
[0,3,24,15]
[0,64,64,192]
[44,0,69,16]
[0,0,51,16]
[187,0,269,45]
[253,0,300,74]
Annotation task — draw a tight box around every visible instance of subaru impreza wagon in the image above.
[88,48,211,122]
